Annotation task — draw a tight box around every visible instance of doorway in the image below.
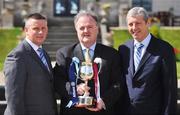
[54,0,79,16]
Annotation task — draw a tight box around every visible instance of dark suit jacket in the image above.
[118,34,177,115]
[3,40,57,115]
[54,43,121,115]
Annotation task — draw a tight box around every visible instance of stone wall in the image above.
[0,72,5,86]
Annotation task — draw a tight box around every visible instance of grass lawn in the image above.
[0,28,21,70]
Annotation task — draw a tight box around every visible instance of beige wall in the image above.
[152,0,180,15]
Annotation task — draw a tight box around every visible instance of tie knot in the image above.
[136,43,144,49]
[37,48,43,52]
[37,48,45,58]
[37,48,44,54]
[86,48,89,52]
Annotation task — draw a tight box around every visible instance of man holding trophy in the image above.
[54,10,122,115]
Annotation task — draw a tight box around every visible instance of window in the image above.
[132,0,152,11]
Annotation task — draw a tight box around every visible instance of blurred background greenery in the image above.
[0,28,21,70]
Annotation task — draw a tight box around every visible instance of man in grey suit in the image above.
[118,7,177,114]
[3,13,57,115]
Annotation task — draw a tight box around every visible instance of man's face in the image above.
[127,16,149,42]
[24,19,48,46]
[75,15,98,48]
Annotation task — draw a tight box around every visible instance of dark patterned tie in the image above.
[134,43,144,71]
[37,48,49,71]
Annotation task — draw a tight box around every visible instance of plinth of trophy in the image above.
[78,96,93,106]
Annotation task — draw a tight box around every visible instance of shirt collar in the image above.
[134,33,151,48]
[25,37,42,51]
[81,42,96,51]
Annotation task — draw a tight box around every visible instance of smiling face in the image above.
[24,19,48,46]
[127,15,149,42]
[75,15,99,48]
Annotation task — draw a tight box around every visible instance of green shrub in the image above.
[149,24,161,39]
[112,29,131,50]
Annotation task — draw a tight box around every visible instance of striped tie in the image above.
[85,48,91,62]
[134,43,144,71]
[37,48,49,71]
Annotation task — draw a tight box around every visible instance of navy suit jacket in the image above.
[118,34,177,115]
[54,43,121,115]
[4,40,57,115]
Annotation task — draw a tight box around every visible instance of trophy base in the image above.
[78,96,93,106]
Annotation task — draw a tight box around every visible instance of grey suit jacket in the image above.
[118,34,177,115]
[4,40,57,115]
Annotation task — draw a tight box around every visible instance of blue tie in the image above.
[134,43,144,71]
[37,48,49,71]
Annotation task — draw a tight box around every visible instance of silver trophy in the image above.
[78,61,94,106]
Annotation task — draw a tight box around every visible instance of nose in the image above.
[38,30,43,34]
[84,27,89,32]
[132,24,137,30]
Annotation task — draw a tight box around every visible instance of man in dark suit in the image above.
[54,10,121,115]
[3,13,57,115]
[118,7,177,114]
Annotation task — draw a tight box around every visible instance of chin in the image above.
[82,38,90,42]
[132,35,137,39]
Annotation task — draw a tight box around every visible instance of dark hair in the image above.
[24,13,47,28]
[26,13,47,20]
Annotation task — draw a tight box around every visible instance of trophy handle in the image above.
[83,80,89,97]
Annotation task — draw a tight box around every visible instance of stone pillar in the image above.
[100,17,113,47]
[1,9,13,28]
[1,0,14,28]
[118,4,129,27]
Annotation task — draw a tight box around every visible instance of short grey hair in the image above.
[74,10,98,25]
[126,7,149,22]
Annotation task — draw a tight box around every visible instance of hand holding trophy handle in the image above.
[76,83,90,96]
[83,80,90,97]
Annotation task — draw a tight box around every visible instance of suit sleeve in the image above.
[162,45,177,114]
[102,50,122,110]
[53,49,70,104]
[4,52,27,115]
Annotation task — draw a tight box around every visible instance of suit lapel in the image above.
[134,51,151,76]
[43,50,53,75]
[128,41,135,77]
[73,43,84,62]
[93,44,101,60]
[133,36,155,77]
[23,40,53,78]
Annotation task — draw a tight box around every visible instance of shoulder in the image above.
[56,43,78,56]
[96,43,118,53]
[96,43,119,59]
[151,35,174,52]
[4,42,27,67]
[6,41,26,59]
[118,39,133,52]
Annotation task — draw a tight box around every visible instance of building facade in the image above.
[0,0,180,27]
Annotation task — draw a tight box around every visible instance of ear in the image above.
[147,18,152,26]
[24,27,28,33]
